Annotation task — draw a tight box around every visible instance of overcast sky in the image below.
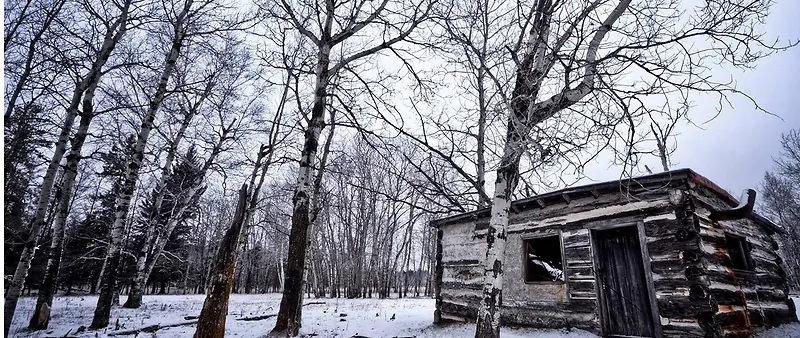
[578,0,800,197]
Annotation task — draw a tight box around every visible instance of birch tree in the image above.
[428,0,795,336]
[3,0,135,332]
[194,87,291,336]
[121,37,254,308]
[264,0,431,334]
[90,0,195,327]
[27,80,102,330]
[760,129,800,291]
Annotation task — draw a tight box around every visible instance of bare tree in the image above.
[262,0,432,334]
[194,92,290,336]
[193,183,250,338]
[760,129,800,291]
[4,0,65,120]
[646,104,688,172]
[27,78,102,329]
[123,36,257,308]
[3,0,134,332]
[424,0,795,336]
[90,0,196,327]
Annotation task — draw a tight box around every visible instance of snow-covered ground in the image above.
[7,294,800,337]
[7,294,594,337]
[754,296,800,338]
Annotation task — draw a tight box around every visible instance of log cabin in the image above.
[430,169,797,338]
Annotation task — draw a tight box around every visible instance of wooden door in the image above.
[593,226,656,337]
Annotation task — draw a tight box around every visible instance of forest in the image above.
[3,0,798,337]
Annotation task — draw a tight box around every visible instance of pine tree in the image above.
[4,104,49,278]
[59,136,135,293]
[59,193,115,293]
[127,146,205,296]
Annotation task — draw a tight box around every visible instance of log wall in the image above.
[689,182,796,338]
[433,176,795,337]
[435,182,687,335]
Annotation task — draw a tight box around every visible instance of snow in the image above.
[795,296,800,321]
[756,296,800,338]
[7,294,595,337]
[8,294,799,337]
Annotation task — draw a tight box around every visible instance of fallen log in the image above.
[106,320,198,336]
[236,314,277,322]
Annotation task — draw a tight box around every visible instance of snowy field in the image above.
[7,294,800,337]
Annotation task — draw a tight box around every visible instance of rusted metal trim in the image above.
[709,189,756,222]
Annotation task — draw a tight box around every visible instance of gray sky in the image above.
[581,0,800,197]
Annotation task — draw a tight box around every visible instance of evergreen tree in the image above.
[131,146,205,293]
[58,136,136,293]
[59,193,115,293]
[4,104,50,282]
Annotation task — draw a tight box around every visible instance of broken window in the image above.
[523,235,564,282]
[725,234,754,271]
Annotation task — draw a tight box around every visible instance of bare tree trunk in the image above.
[293,108,336,332]
[475,67,488,207]
[90,1,190,327]
[28,82,99,330]
[474,149,518,338]
[124,103,201,308]
[3,0,132,332]
[183,257,191,295]
[271,38,331,336]
[129,127,226,302]
[473,1,629,336]
[193,185,249,338]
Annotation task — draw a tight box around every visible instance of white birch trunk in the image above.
[473,1,631,336]
[90,0,191,327]
[3,0,132,333]
[124,103,201,308]
[131,124,227,303]
[272,39,331,336]
[28,81,99,330]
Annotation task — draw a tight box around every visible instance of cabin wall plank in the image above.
[434,178,794,337]
[688,183,795,334]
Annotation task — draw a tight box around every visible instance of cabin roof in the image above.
[429,168,782,234]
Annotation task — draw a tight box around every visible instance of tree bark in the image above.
[271,39,331,336]
[473,1,630,337]
[90,0,190,327]
[293,108,335,332]
[193,184,248,338]
[28,81,98,330]
[3,0,132,333]
[474,145,519,338]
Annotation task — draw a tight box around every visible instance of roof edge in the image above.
[429,168,784,234]
[429,168,694,227]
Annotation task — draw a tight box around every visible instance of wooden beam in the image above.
[511,203,522,214]
[561,192,572,204]
[536,199,546,209]
[590,189,600,199]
